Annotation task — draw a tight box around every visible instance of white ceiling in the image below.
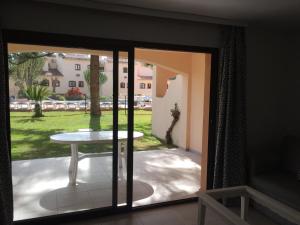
[37,0,300,27]
[90,0,300,25]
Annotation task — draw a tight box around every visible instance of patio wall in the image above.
[151,52,211,153]
[187,54,211,153]
[152,74,188,149]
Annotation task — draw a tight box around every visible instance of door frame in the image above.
[2,29,218,225]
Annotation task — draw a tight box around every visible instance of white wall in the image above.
[55,57,90,95]
[8,52,155,99]
[134,62,152,97]
[152,73,188,148]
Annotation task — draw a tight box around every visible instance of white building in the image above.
[9,53,154,99]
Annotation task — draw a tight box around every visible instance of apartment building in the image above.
[9,53,153,99]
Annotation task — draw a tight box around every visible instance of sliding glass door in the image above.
[8,42,134,221]
[132,48,208,206]
[6,32,211,223]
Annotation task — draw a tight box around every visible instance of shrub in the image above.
[49,94,65,101]
[24,85,51,117]
[100,96,112,101]
[65,87,85,100]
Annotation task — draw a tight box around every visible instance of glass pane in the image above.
[9,44,114,220]
[133,48,202,206]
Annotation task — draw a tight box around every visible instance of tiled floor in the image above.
[12,148,201,221]
[60,202,279,225]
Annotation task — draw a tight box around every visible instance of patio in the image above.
[12,148,201,221]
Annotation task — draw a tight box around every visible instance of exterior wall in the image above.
[8,53,153,99]
[187,53,211,152]
[187,54,204,152]
[152,73,188,149]
[151,52,211,154]
[134,62,153,96]
[134,78,152,96]
[136,49,192,75]
[119,61,154,98]
[155,67,176,97]
[50,56,90,95]
[100,59,113,98]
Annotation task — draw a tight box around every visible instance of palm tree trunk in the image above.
[34,102,43,117]
[90,55,101,116]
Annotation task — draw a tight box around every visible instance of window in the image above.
[53,80,60,87]
[139,83,146,89]
[78,81,84,87]
[40,79,49,86]
[123,67,128,73]
[100,66,105,72]
[69,81,76,87]
[147,83,151,89]
[75,64,81,70]
[120,82,126,88]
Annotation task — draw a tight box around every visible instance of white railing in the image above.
[9,100,152,111]
[198,186,300,225]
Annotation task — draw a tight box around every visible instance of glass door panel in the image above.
[8,43,119,220]
[133,48,202,206]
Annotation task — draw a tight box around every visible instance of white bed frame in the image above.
[198,186,300,225]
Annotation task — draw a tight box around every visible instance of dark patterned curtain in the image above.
[0,27,14,224]
[212,26,247,189]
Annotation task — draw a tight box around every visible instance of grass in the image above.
[10,110,172,161]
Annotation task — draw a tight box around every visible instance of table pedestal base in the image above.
[68,141,127,185]
[68,144,78,185]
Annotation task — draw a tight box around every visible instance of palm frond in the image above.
[25,85,51,102]
[84,69,108,87]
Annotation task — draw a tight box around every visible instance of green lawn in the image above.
[10,110,171,161]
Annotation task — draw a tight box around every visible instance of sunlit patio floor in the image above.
[12,148,201,221]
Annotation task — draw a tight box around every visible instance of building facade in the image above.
[9,53,154,99]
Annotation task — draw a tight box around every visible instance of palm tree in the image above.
[89,55,100,116]
[84,56,108,116]
[25,85,51,117]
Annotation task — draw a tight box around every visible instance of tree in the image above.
[166,103,180,145]
[84,70,107,88]
[24,85,51,117]
[8,52,52,68]
[84,55,108,116]
[9,52,48,96]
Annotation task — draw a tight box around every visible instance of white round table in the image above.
[50,131,143,185]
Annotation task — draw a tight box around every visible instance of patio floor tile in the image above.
[12,148,200,221]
